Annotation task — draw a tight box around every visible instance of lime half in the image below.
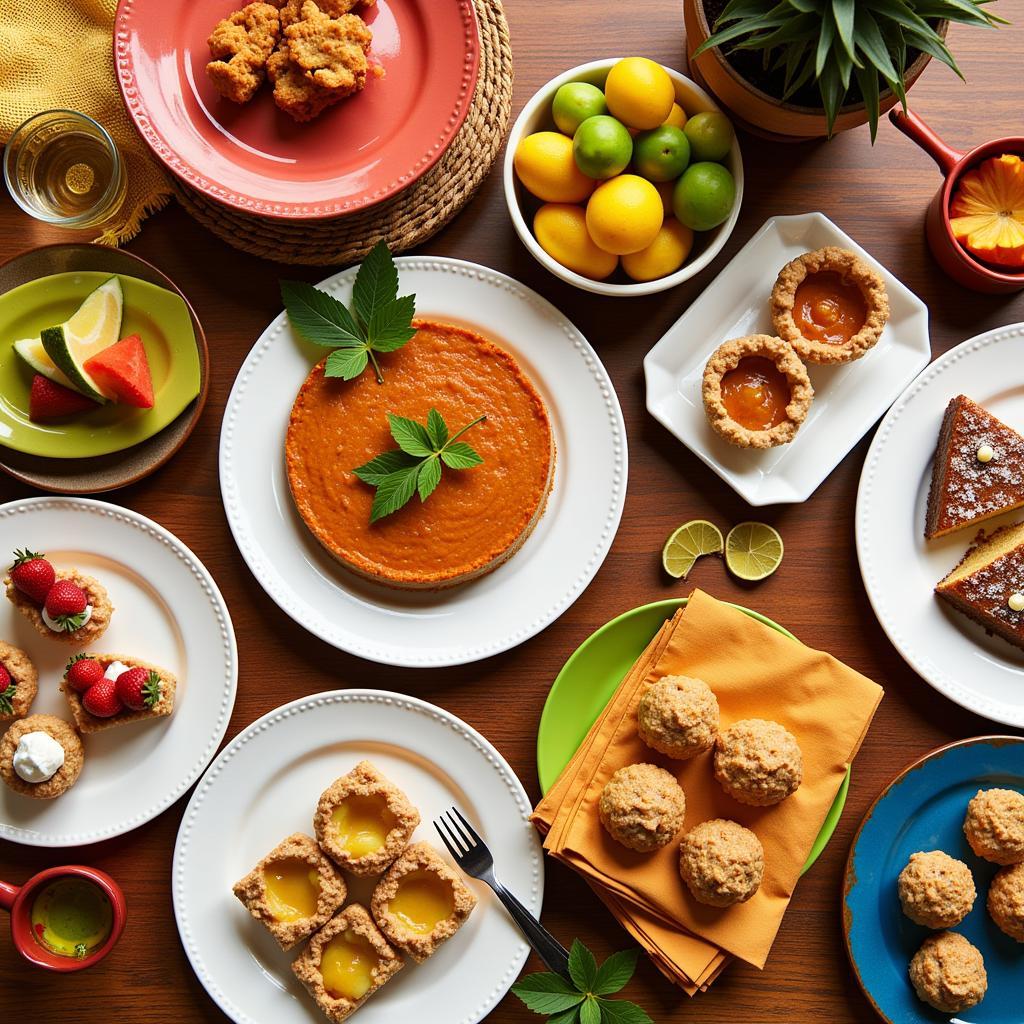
[662,519,724,579]
[725,522,784,581]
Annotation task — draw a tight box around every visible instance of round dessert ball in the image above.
[678,818,764,907]
[712,718,803,806]
[908,931,987,1014]
[598,763,686,853]
[897,850,976,928]
[988,861,1024,942]
[963,788,1024,865]
[637,675,719,761]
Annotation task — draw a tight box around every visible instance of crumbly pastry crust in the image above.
[701,335,813,450]
[0,714,83,800]
[206,2,282,103]
[908,931,987,1014]
[770,246,889,364]
[988,862,1024,941]
[678,818,764,907]
[5,568,112,645]
[713,718,803,807]
[60,653,176,734]
[0,640,37,723]
[897,850,976,928]
[292,903,403,1022]
[598,763,686,852]
[276,0,373,28]
[233,832,347,950]
[370,842,477,962]
[314,760,420,876]
[963,788,1024,865]
[637,675,719,761]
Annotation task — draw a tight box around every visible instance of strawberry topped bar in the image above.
[61,653,176,734]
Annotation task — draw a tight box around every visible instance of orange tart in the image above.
[702,335,813,449]
[770,246,889,364]
[286,320,555,589]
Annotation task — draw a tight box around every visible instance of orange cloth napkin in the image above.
[533,590,884,991]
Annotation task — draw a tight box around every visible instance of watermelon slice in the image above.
[29,374,98,422]
[83,334,154,409]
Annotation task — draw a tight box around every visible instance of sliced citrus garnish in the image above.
[950,154,1024,269]
[661,520,724,580]
[725,522,784,582]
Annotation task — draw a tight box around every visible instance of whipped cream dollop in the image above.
[103,660,130,681]
[42,603,92,634]
[13,731,65,783]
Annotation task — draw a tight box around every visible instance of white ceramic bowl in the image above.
[503,58,745,297]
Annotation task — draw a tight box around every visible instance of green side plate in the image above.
[0,271,202,458]
[536,598,851,876]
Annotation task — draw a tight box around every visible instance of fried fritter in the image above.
[276,0,374,29]
[206,2,282,104]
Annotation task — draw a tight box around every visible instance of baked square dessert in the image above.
[292,903,403,1021]
[60,654,176,734]
[370,842,477,962]
[0,714,84,800]
[925,395,1024,539]
[206,2,282,103]
[233,833,347,950]
[0,640,37,724]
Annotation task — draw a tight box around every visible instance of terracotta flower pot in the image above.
[683,0,942,141]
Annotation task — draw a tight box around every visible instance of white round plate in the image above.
[220,257,627,667]
[0,496,237,845]
[173,689,542,1024]
[857,324,1024,726]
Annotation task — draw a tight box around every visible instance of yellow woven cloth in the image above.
[0,0,171,244]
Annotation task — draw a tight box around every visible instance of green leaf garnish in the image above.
[281,240,416,384]
[0,681,16,716]
[353,409,485,523]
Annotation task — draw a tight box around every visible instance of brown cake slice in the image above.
[936,521,1024,653]
[925,395,1024,539]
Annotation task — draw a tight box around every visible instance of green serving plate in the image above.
[0,271,202,458]
[536,598,851,876]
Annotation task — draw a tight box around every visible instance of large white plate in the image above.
[857,324,1024,726]
[173,689,542,1024]
[644,213,932,505]
[220,257,627,667]
[0,496,237,845]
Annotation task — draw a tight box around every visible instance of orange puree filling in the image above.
[794,271,867,345]
[721,357,791,431]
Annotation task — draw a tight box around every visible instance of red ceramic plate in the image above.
[115,0,479,218]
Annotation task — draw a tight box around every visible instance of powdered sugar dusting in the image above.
[958,545,1024,634]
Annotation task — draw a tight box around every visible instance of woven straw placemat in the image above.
[171,0,512,266]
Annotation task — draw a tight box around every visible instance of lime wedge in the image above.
[12,336,75,389]
[725,522,784,581]
[662,520,724,579]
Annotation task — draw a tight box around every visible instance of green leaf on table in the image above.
[569,939,598,993]
[579,996,601,1024]
[547,1008,580,1024]
[592,949,639,996]
[596,998,654,1024]
[512,973,585,1016]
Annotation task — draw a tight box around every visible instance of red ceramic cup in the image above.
[0,865,126,972]
[890,108,1024,294]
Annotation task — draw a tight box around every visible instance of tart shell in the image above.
[0,713,84,800]
[0,640,38,724]
[4,568,113,645]
[60,653,176,734]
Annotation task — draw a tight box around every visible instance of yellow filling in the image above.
[320,928,380,1001]
[388,870,454,935]
[331,795,396,858]
[263,858,320,922]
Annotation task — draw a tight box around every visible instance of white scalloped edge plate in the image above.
[0,496,237,845]
[173,689,542,1024]
[219,257,627,666]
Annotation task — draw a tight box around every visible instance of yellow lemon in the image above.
[534,204,618,280]
[664,102,687,129]
[586,174,664,255]
[622,219,695,281]
[604,58,675,130]
[514,132,595,203]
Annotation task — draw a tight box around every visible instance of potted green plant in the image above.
[683,0,1005,141]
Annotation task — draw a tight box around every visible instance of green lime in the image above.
[683,110,735,162]
[673,162,736,232]
[661,519,723,579]
[633,125,691,182]
[552,82,608,136]
[572,115,633,180]
[725,522,783,581]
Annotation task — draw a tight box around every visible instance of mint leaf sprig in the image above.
[513,942,653,1024]
[354,408,485,523]
[281,240,416,385]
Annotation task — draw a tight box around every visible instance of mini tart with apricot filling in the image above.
[314,760,420,876]
[770,246,889,364]
[0,640,37,724]
[60,653,176,734]
[292,903,403,1023]
[370,842,477,962]
[232,832,347,951]
[702,335,813,449]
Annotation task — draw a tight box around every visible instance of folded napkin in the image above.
[0,0,171,243]
[533,589,883,991]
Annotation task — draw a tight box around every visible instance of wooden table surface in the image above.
[3,3,1023,1021]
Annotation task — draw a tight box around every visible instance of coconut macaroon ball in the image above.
[963,788,1024,865]
[988,862,1024,942]
[637,675,719,761]
[598,763,686,853]
[713,718,803,807]
[908,931,988,1014]
[678,818,764,907]
[897,850,976,929]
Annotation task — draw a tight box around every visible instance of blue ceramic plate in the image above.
[844,737,1024,1023]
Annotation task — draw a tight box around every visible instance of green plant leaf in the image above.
[548,1009,580,1024]
[352,239,398,332]
[426,407,448,449]
[862,0,933,36]
[569,940,598,993]
[901,25,963,76]
[281,280,364,348]
[369,463,421,523]
[417,456,442,502]
[596,999,654,1024]
[593,950,639,996]
[388,414,435,457]
[814,10,835,76]
[325,347,369,381]
[854,7,900,81]
[786,0,821,12]
[853,65,881,141]
[830,0,857,62]
[817,59,844,135]
[440,441,483,470]
[368,294,418,352]
[580,996,601,1024]
[512,973,586,1016]
[694,13,791,55]
[352,449,419,485]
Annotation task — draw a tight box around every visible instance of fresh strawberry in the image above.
[28,374,97,422]
[0,664,14,716]
[81,678,122,718]
[65,654,104,694]
[115,666,162,711]
[8,548,55,606]
[44,579,89,633]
